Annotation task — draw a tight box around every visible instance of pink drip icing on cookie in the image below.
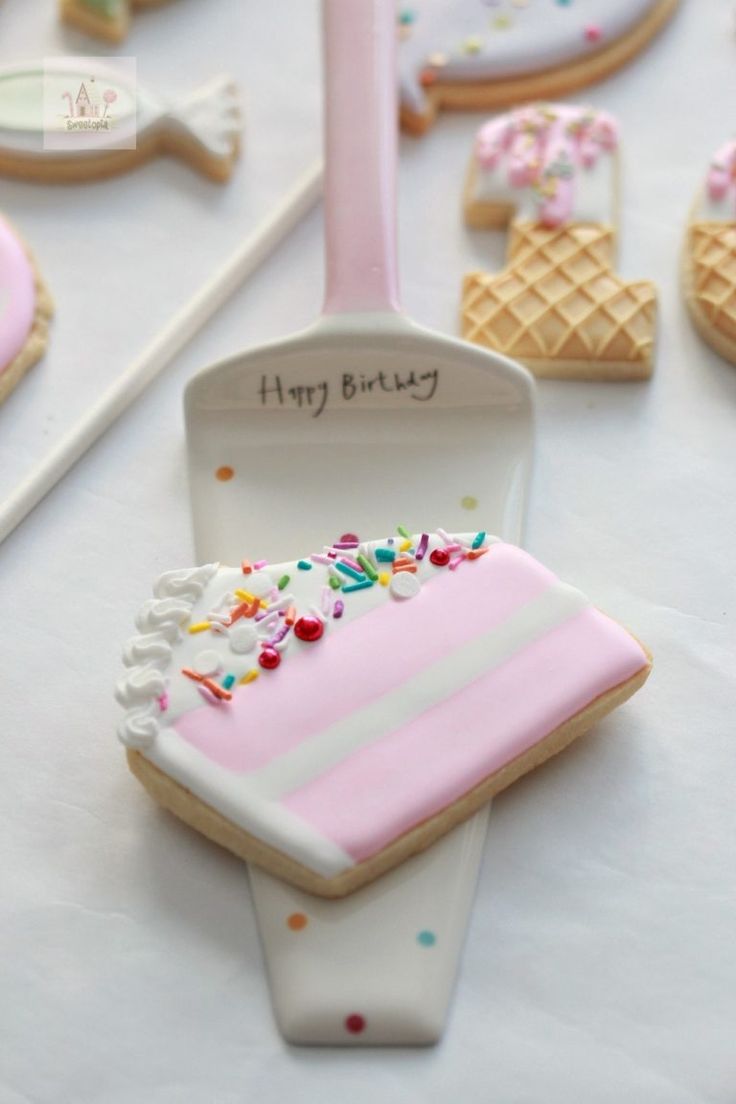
[475,103,618,227]
[0,216,36,375]
[707,141,736,207]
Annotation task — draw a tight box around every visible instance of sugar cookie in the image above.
[60,0,174,43]
[398,0,679,134]
[0,59,240,184]
[0,215,53,406]
[461,103,657,380]
[682,139,736,366]
[116,528,651,899]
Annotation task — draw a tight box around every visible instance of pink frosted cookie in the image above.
[0,215,53,406]
[462,102,658,380]
[398,0,679,133]
[116,528,651,898]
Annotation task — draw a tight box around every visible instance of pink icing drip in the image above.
[707,140,736,205]
[282,607,647,862]
[475,103,618,227]
[0,217,36,374]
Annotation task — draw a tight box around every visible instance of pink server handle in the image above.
[322,0,401,315]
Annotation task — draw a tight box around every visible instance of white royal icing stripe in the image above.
[145,728,355,878]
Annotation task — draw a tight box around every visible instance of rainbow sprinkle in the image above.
[356,554,378,581]
[336,561,364,582]
[342,579,374,593]
[175,527,493,709]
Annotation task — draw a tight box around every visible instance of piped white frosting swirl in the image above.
[117,564,218,749]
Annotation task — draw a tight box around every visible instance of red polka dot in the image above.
[340,533,359,543]
[215,465,234,481]
[344,1013,366,1034]
[287,912,307,931]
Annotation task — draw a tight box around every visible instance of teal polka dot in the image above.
[417,930,436,947]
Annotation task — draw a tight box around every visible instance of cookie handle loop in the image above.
[322,0,401,315]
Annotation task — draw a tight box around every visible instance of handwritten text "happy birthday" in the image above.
[258,369,439,418]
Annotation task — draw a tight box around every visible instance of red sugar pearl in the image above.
[344,1013,366,1034]
[294,615,324,643]
[258,647,281,670]
[429,547,451,567]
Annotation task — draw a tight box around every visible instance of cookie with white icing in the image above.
[462,103,657,380]
[682,140,736,366]
[116,528,651,898]
[398,0,679,134]
[0,215,53,406]
[60,0,174,43]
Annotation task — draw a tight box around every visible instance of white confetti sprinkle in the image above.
[228,624,258,654]
[390,572,420,600]
[193,649,223,676]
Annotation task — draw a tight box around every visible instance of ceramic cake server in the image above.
[183,0,534,1044]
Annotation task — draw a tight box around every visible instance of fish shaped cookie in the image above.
[116,528,651,898]
[0,215,53,406]
[0,59,240,183]
[398,0,678,134]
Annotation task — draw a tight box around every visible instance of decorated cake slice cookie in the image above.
[682,139,736,366]
[0,215,53,406]
[116,528,651,898]
[398,0,678,134]
[60,0,175,43]
[461,103,657,380]
[0,59,240,184]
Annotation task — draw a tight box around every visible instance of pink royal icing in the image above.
[0,216,36,374]
[475,103,618,227]
[707,141,736,210]
[173,543,556,773]
[284,606,643,862]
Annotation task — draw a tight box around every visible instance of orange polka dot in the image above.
[287,912,308,931]
[215,465,234,482]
